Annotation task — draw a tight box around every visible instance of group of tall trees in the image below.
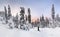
[14,13,19,28]
[39,4,55,28]
[12,7,32,30]
[4,5,11,23]
[4,4,60,31]
[20,7,31,24]
[40,15,49,28]
[20,7,31,30]
[33,4,55,30]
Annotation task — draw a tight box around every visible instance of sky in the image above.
[0,0,60,19]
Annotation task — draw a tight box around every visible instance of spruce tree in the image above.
[51,4,55,27]
[45,17,49,27]
[15,13,19,28]
[4,6,8,23]
[41,15,45,27]
[40,17,42,22]
[42,15,44,21]
[8,5,11,19]
[20,7,25,29]
[52,4,55,20]
[28,8,31,23]
[20,7,25,24]
[56,14,60,21]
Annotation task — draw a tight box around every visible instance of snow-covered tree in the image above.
[4,6,8,24]
[51,4,56,28]
[28,8,31,23]
[51,4,55,20]
[40,15,46,28]
[56,14,60,22]
[41,15,45,21]
[45,17,49,27]
[19,7,32,30]
[8,5,11,19]
[20,7,25,29]
[14,13,19,28]
[8,18,14,29]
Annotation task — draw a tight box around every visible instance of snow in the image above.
[30,27,60,37]
[0,17,60,37]
[0,24,60,37]
[0,25,44,37]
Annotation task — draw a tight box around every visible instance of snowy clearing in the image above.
[0,25,60,37]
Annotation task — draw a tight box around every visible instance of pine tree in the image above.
[37,18,40,24]
[56,14,60,22]
[28,8,31,23]
[45,17,49,27]
[42,15,44,21]
[41,15,45,27]
[40,17,42,22]
[15,13,19,28]
[24,15,28,24]
[8,5,11,19]
[16,13,18,21]
[51,4,55,27]
[52,4,55,20]
[20,7,25,24]
[4,6,8,23]
[20,7,25,29]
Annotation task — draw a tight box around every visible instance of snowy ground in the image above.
[0,24,60,37]
[30,27,60,37]
[0,17,60,37]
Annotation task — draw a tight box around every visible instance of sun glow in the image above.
[31,17,39,22]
